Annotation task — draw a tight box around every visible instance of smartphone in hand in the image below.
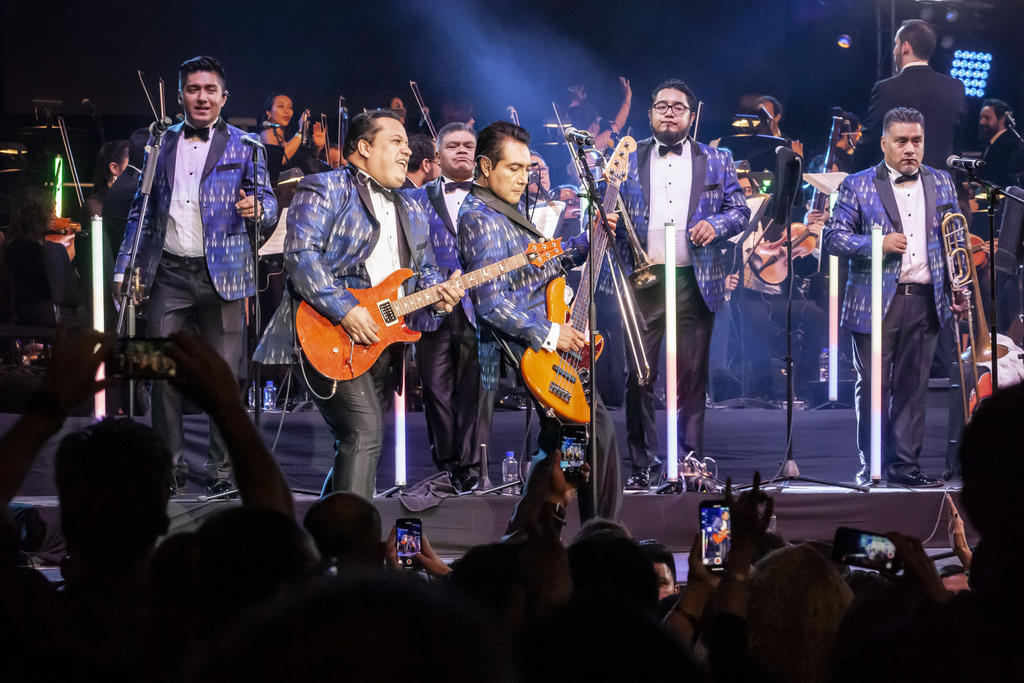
[700,500,731,573]
[396,518,422,570]
[832,526,901,573]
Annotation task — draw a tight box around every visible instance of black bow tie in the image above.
[444,180,473,193]
[894,171,920,185]
[356,170,394,199]
[183,123,210,142]
[658,142,684,157]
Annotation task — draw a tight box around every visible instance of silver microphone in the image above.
[946,155,985,171]
[241,134,266,151]
[564,126,596,146]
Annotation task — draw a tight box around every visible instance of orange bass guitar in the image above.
[296,239,564,381]
[520,136,636,423]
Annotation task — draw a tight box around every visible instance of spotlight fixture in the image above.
[950,49,992,98]
[837,34,852,49]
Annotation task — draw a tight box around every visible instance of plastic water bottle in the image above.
[247,383,256,410]
[262,380,278,411]
[501,451,520,495]
[818,348,829,383]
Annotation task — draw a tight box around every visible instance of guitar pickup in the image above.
[552,365,577,384]
[377,299,398,326]
[547,382,572,403]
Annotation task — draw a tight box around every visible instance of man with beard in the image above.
[254,110,464,498]
[459,120,621,522]
[616,79,750,489]
[977,99,1024,190]
[404,122,493,490]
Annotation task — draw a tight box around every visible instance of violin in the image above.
[748,222,820,286]
[968,232,997,269]
[48,216,82,235]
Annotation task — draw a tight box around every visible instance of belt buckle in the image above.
[899,283,911,295]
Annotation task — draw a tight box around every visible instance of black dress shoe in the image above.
[625,468,653,490]
[854,466,871,487]
[887,471,942,488]
[205,479,236,497]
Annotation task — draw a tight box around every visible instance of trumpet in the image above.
[616,196,660,289]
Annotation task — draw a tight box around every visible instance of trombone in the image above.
[940,212,1009,417]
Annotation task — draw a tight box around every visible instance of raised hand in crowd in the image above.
[165,332,293,516]
[886,530,952,604]
[946,493,972,570]
[384,524,450,577]
[0,327,110,505]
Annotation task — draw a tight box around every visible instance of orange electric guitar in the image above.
[296,239,565,381]
[520,136,636,423]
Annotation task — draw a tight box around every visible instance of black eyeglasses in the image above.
[652,102,691,115]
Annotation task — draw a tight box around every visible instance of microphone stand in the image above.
[571,137,602,511]
[739,148,867,492]
[247,139,266,425]
[117,74,172,419]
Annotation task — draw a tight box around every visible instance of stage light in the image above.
[946,9,959,22]
[837,34,852,49]
[950,50,992,98]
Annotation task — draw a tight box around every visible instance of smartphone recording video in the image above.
[396,518,422,570]
[559,430,586,482]
[700,501,731,572]
[107,338,177,379]
[832,526,900,573]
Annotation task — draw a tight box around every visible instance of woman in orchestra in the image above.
[259,93,326,179]
[84,139,128,219]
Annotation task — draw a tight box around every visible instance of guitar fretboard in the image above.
[391,252,531,317]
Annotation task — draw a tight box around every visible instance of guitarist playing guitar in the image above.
[459,120,623,523]
[254,110,464,498]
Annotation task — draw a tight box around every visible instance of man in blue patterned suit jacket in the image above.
[616,79,750,489]
[459,121,621,522]
[115,56,278,496]
[254,111,463,498]
[403,122,494,491]
[823,107,960,487]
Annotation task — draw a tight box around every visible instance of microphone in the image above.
[564,126,596,146]
[1006,111,1018,130]
[261,121,283,129]
[242,134,266,150]
[946,155,985,171]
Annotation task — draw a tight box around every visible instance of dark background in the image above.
[1,0,1021,191]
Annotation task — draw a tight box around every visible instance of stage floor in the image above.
[7,387,976,560]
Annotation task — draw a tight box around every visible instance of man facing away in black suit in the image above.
[856,19,968,170]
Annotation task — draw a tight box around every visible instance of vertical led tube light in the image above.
[870,226,883,482]
[665,222,678,483]
[828,254,839,401]
[91,216,106,418]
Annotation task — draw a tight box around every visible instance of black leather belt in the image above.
[161,251,206,266]
[895,282,932,296]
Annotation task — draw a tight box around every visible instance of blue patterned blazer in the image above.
[458,185,589,352]
[616,137,749,313]
[115,119,278,301]
[403,177,475,325]
[822,162,958,334]
[254,166,441,364]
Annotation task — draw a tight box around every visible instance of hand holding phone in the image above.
[107,338,177,379]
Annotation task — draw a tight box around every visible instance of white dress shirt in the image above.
[164,118,215,257]
[647,139,693,267]
[440,175,471,226]
[886,164,931,284]
[362,174,403,292]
